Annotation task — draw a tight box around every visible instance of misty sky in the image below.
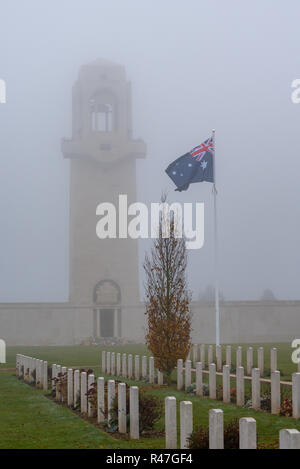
[0,0,299,302]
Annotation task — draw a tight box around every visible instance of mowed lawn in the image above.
[0,342,300,449]
[1,343,298,380]
[1,368,300,449]
[0,372,163,449]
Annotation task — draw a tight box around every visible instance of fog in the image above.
[0,0,299,302]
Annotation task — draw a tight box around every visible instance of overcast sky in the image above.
[0,0,299,302]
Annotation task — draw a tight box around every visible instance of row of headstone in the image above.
[190,344,278,377]
[16,354,48,390]
[177,358,290,415]
[164,399,300,449]
[17,359,140,440]
[101,351,163,385]
[53,366,140,439]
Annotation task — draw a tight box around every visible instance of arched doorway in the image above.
[93,280,121,338]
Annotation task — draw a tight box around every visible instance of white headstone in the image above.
[216,345,222,372]
[222,365,230,403]
[257,347,264,377]
[209,363,216,399]
[68,368,73,406]
[177,359,183,390]
[52,364,57,391]
[61,366,67,402]
[117,353,121,376]
[73,370,80,408]
[43,361,48,390]
[122,353,127,378]
[193,344,198,367]
[97,376,105,423]
[128,354,133,379]
[208,345,213,366]
[80,372,87,414]
[130,386,139,439]
[196,362,203,396]
[165,396,177,449]
[149,356,155,384]
[107,379,115,424]
[292,373,300,419]
[134,355,140,380]
[209,409,224,449]
[236,346,242,368]
[200,344,205,368]
[271,370,280,414]
[56,365,61,401]
[142,356,147,378]
[251,368,260,410]
[239,417,257,449]
[180,401,193,449]
[101,351,106,374]
[158,370,164,386]
[271,348,277,373]
[247,347,253,376]
[118,382,127,433]
[226,345,231,370]
[107,352,111,375]
[88,374,95,417]
[185,360,192,390]
[236,366,245,406]
[111,352,115,375]
[280,429,300,449]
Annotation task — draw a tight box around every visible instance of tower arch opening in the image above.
[89,89,117,133]
[93,279,121,338]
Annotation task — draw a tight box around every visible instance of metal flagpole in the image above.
[212,129,220,346]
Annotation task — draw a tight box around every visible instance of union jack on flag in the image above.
[165,135,214,191]
[190,137,214,161]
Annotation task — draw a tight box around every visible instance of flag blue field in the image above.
[165,137,214,191]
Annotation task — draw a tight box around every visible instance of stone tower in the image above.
[62,59,146,338]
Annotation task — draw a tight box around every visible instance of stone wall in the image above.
[0,300,299,345]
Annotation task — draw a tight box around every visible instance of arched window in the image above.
[90,90,116,132]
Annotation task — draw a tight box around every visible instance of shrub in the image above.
[186,383,196,395]
[279,397,293,417]
[188,426,209,449]
[202,382,209,396]
[188,418,240,449]
[230,387,236,403]
[55,372,68,401]
[216,384,223,400]
[224,418,239,449]
[139,390,162,432]
[86,381,97,417]
[110,386,162,434]
[260,392,271,412]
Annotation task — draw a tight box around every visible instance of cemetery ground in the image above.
[1,343,299,449]
[1,342,297,379]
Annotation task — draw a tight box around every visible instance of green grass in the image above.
[1,369,300,449]
[2,342,297,380]
[0,372,163,449]
[1,344,149,369]
[1,343,299,449]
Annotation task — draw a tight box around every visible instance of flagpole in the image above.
[212,129,220,346]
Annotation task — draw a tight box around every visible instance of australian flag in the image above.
[165,136,214,191]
